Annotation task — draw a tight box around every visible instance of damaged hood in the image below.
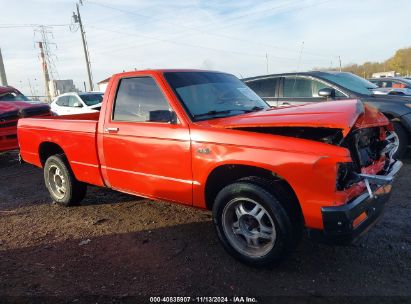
[0,100,47,109]
[0,101,50,117]
[197,99,388,136]
[0,102,18,114]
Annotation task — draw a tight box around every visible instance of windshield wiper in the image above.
[193,109,248,119]
[244,106,265,113]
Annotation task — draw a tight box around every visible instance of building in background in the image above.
[48,79,79,98]
[97,77,110,92]
[372,71,398,78]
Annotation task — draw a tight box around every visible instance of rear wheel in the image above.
[44,155,87,206]
[212,182,297,267]
[392,122,408,159]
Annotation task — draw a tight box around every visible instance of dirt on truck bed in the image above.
[0,151,410,302]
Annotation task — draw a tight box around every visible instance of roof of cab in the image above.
[111,69,228,79]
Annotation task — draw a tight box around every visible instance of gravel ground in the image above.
[0,151,410,302]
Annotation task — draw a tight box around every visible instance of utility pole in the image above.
[265,53,269,74]
[0,48,8,86]
[338,56,342,72]
[37,42,51,101]
[73,2,93,91]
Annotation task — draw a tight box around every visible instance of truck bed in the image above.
[18,112,104,187]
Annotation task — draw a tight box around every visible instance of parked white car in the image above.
[50,92,104,116]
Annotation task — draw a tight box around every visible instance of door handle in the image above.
[105,127,119,133]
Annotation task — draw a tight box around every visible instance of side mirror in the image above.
[318,88,336,99]
[149,110,177,123]
[73,102,83,108]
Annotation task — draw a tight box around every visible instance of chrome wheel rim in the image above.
[222,197,276,258]
[391,131,400,156]
[48,164,66,199]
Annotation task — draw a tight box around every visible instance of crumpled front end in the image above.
[313,104,403,244]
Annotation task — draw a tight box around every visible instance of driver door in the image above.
[101,76,193,205]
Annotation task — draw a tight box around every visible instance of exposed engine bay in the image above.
[234,124,399,192]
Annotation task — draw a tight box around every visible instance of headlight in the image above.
[336,162,359,191]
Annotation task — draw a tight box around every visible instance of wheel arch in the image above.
[38,141,66,166]
[204,163,304,226]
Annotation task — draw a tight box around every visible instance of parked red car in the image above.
[18,70,402,266]
[0,86,50,152]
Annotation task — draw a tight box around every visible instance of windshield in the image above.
[400,78,411,86]
[320,72,378,96]
[164,72,269,121]
[79,93,103,106]
[0,91,30,102]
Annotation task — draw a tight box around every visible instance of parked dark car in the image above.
[243,71,411,158]
[368,77,411,96]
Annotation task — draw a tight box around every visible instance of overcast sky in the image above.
[0,0,410,96]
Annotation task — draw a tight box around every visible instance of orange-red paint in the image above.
[18,70,391,230]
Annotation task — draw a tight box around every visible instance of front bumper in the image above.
[0,127,18,152]
[309,160,403,244]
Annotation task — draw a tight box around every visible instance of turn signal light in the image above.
[353,212,367,228]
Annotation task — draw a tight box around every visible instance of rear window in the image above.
[113,77,170,122]
[56,96,69,106]
[0,91,30,102]
[246,78,278,98]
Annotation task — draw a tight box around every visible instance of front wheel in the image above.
[212,182,297,267]
[392,122,408,159]
[44,154,87,206]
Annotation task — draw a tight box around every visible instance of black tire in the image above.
[237,176,304,246]
[393,122,408,159]
[44,154,87,206]
[212,181,297,267]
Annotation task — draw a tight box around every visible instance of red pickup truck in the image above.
[0,86,50,152]
[18,70,402,266]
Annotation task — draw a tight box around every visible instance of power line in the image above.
[89,25,293,61]
[85,0,333,58]
[88,25,329,66]
[0,23,70,29]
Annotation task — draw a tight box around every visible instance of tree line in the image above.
[314,47,411,78]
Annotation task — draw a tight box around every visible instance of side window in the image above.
[284,77,345,98]
[68,96,82,107]
[311,79,345,98]
[283,77,313,97]
[392,81,406,89]
[381,81,392,88]
[56,96,69,107]
[55,97,64,106]
[113,77,171,122]
[246,78,278,98]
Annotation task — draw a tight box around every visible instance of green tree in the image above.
[314,47,411,78]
